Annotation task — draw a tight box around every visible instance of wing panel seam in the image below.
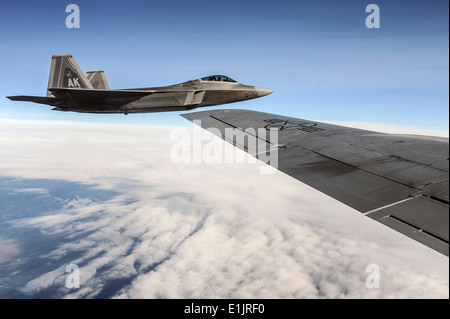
[364,197,415,215]
[387,215,449,244]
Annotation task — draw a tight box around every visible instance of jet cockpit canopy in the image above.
[200,75,236,82]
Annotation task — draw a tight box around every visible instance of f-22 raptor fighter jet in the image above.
[7,54,273,114]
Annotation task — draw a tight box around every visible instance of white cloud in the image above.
[0,238,20,264]
[0,118,448,299]
[12,188,48,194]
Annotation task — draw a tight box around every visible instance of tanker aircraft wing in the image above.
[182,109,449,256]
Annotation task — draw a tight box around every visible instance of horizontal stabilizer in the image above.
[7,95,62,106]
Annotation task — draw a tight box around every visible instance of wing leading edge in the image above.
[182,109,449,256]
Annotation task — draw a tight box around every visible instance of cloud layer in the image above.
[0,118,448,299]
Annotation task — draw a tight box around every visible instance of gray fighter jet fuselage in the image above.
[7,54,273,114]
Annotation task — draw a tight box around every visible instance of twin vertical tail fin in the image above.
[46,54,94,97]
[8,54,110,106]
[85,70,109,90]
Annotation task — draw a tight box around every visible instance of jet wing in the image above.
[49,88,205,107]
[48,88,152,105]
[182,109,449,256]
[7,89,152,108]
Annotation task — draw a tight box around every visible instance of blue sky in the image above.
[0,0,448,131]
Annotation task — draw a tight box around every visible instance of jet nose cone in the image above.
[255,87,273,97]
